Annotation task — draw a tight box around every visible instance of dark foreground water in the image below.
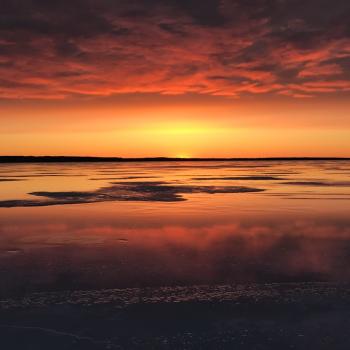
[1,160,350,349]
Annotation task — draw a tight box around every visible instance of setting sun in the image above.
[175,153,191,159]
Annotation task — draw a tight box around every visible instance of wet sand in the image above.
[1,282,350,349]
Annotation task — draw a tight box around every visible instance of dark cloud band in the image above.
[0,0,349,99]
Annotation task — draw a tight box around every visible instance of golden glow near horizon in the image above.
[1,124,349,158]
[1,96,350,157]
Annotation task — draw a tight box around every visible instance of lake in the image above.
[1,160,350,349]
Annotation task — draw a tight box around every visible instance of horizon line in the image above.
[1,156,350,163]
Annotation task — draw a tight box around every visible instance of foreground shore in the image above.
[1,282,350,349]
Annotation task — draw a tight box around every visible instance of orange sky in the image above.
[1,0,350,157]
[1,94,349,157]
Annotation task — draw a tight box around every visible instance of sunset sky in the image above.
[1,0,350,157]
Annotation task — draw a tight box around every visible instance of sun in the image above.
[175,153,191,159]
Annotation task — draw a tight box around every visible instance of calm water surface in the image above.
[0,161,350,298]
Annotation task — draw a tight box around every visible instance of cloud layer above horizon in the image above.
[1,0,350,100]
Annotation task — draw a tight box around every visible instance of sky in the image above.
[1,0,350,157]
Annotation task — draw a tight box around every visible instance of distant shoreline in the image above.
[1,156,350,163]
